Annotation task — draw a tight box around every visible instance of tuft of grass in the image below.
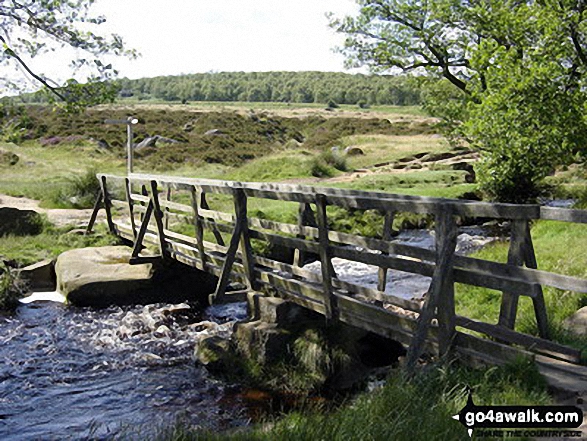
[0,223,122,267]
[49,168,102,208]
[0,261,24,311]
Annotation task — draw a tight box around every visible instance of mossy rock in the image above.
[0,149,19,166]
[0,208,43,236]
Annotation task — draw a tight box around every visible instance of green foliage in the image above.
[111,71,423,106]
[0,262,23,311]
[49,168,101,209]
[1,1,135,107]
[333,0,587,202]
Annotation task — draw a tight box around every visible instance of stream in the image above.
[0,225,501,440]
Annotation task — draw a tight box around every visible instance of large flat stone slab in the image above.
[56,246,217,307]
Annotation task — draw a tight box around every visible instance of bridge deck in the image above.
[88,173,587,387]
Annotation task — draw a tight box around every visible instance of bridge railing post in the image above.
[149,180,170,260]
[190,186,207,272]
[377,210,396,293]
[406,207,457,370]
[316,193,338,320]
[498,219,549,339]
[211,187,256,304]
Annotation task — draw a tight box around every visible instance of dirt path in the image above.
[0,194,103,228]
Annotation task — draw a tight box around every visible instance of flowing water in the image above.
[0,301,249,440]
[0,226,501,440]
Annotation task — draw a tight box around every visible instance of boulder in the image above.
[55,246,217,307]
[17,259,56,291]
[563,307,587,336]
[135,136,158,150]
[343,146,364,156]
[0,207,43,236]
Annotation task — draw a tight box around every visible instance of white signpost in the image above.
[104,116,139,174]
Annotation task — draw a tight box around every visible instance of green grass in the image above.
[455,220,587,357]
[0,223,121,267]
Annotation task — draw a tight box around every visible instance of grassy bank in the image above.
[146,360,549,441]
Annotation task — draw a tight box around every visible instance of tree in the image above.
[1,0,135,110]
[331,0,587,202]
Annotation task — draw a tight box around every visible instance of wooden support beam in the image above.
[378,210,395,292]
[131,200,154,259]
[211,189,247,304]
[234,188,256,291]
[163,186,172,230]
[124,178,137,239]
[191,187,207,271]
[149,180,170,260]
[498,220,549,339]
[316,193,337,320]
[200,192,226,246]
[406,209,457,370]
[85,188,103,235]
[293,203,316,267]
[100,175,115,234]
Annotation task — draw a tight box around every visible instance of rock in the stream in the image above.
[563,306,587,336]
[55,246,217,307]
[0,207,43,236]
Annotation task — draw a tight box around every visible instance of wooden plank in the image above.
[130,193,149,203]
[119,173,540,219]
[455,316,581,363]
[293,202,316,267]
[158,198,193,214]
[249,228,321,254]
[85,189,103,235]
[406,210,457,369]
[378,210,395,292]
[540,206,587,223]
[454,331,534,366]
[316,193,337,320]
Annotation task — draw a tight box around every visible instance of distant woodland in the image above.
[18,72,423,106]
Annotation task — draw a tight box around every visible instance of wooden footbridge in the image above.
[88,173,587,388]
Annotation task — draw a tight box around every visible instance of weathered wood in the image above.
[200,192,226,246]
[158,198,192,214]
[316,194,337,320]
[191,187,207,271]
[234,188,256,290]
[149,181,170,260]
[454,331,534,366]
[163,186,172,230]
[293,203,316,267]
[124,178,137,239]
[100,175,115,234]
[455,316,580,363]
[85,189,104,235]
[522,223,550,340]
[131,200,154,259]
[498,219,528,330]
[540,206,587,223]
[378,210,395,292]
[406,209,457,370]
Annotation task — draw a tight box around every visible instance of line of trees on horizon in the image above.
[112,71,423,106]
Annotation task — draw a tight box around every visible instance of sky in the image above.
[23,0,361,85]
